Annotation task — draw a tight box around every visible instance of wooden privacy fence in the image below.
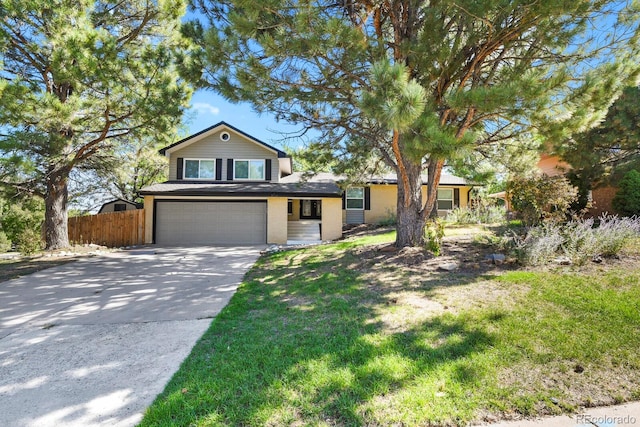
[68,209,145,247]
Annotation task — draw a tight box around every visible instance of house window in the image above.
[346,187,364,209]
[114,203,127,212]
[184,159,215,179]
[234,159,265,180]
[437,188,454,210]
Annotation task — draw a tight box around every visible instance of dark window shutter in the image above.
[227,159,234,180]
[364,187,371,210]
[176,158,183,180]
[342,192,346,209]
[265,159,272,181]
[215,159,222,181]
[454,188,460,208]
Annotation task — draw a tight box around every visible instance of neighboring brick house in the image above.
[536,154,618,217]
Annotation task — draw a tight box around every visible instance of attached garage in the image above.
[154,200,267,245]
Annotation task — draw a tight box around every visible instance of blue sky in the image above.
[181,8,308,151]
[183,90,307,149]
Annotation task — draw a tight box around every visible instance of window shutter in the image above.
[265,159,272,181]
[454,188,460,208]
[176,158,183,180]
[216,159,222,181]
[227,159,234,180]
[342,191,346,209]
[364,187,371,210]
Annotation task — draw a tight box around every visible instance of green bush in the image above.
[376,210,397,226]
[0,197,44,249]
[16,228,43,255]
[508,174,578,226]
[612,169,640,216]
[425,219,444,256]
[0,231,11,252]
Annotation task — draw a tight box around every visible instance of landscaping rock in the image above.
[554,256,572,265]
[438,262,459,271]
[484,253,506,265]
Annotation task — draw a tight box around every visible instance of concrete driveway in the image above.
[0,246,262,427]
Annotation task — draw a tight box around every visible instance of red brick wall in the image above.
[587,186,619,217]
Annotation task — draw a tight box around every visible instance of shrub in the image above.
[376,210,397,226]
[612,169,640,216]
[446,205,506,224]
[0,197,44,248]
[560,219,602,265]
[596,215,640,256]
[508,175,578,226]
[425,219,444,256]
[513,215,640,265]
[0,231,11,253]
[513,223,564,265]
[16,228,43,256]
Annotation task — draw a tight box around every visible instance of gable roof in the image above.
[97,198,141,213]
[159,121,289,158]
[281,172,471,186]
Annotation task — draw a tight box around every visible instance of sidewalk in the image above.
[485,401,640,426]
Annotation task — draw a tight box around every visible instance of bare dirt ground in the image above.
[0,245,113,283]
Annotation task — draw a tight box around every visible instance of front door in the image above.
[300,200,321,219]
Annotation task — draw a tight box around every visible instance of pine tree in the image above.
[188,0,640,247]
[0,0,192,249]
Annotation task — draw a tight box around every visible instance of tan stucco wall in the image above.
[359,184,472,224]
[143,196,154,244]
[365,185,397,224]
[288,199,301,221]
[267,197,288,244]
[321,198,343,241]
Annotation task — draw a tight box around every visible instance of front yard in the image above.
[141,226,640,426]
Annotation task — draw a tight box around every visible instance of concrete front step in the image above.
[288,221,321,241]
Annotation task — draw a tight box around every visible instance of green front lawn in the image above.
[141,231,640,426]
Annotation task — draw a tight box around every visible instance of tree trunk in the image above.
[44,168,70,250]
[395,158,445,248]
[395,160,426,247]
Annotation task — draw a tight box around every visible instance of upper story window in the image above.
[234,159,265,180]
[184,159,215,179]
[346,187,364,209]
[437,188,454,210]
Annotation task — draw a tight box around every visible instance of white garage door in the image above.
[155,201,267,245]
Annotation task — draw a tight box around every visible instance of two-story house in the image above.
[140,122,473,245]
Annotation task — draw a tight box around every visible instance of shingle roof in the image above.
[139,181,342,198]
[281,172,470,186]
[139,172,471,198]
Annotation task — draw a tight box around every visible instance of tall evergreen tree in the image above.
[188,0,640,247]
[0,0,192,249]
[558,86,640,209]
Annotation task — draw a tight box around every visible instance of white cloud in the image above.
[192,102,220,115]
